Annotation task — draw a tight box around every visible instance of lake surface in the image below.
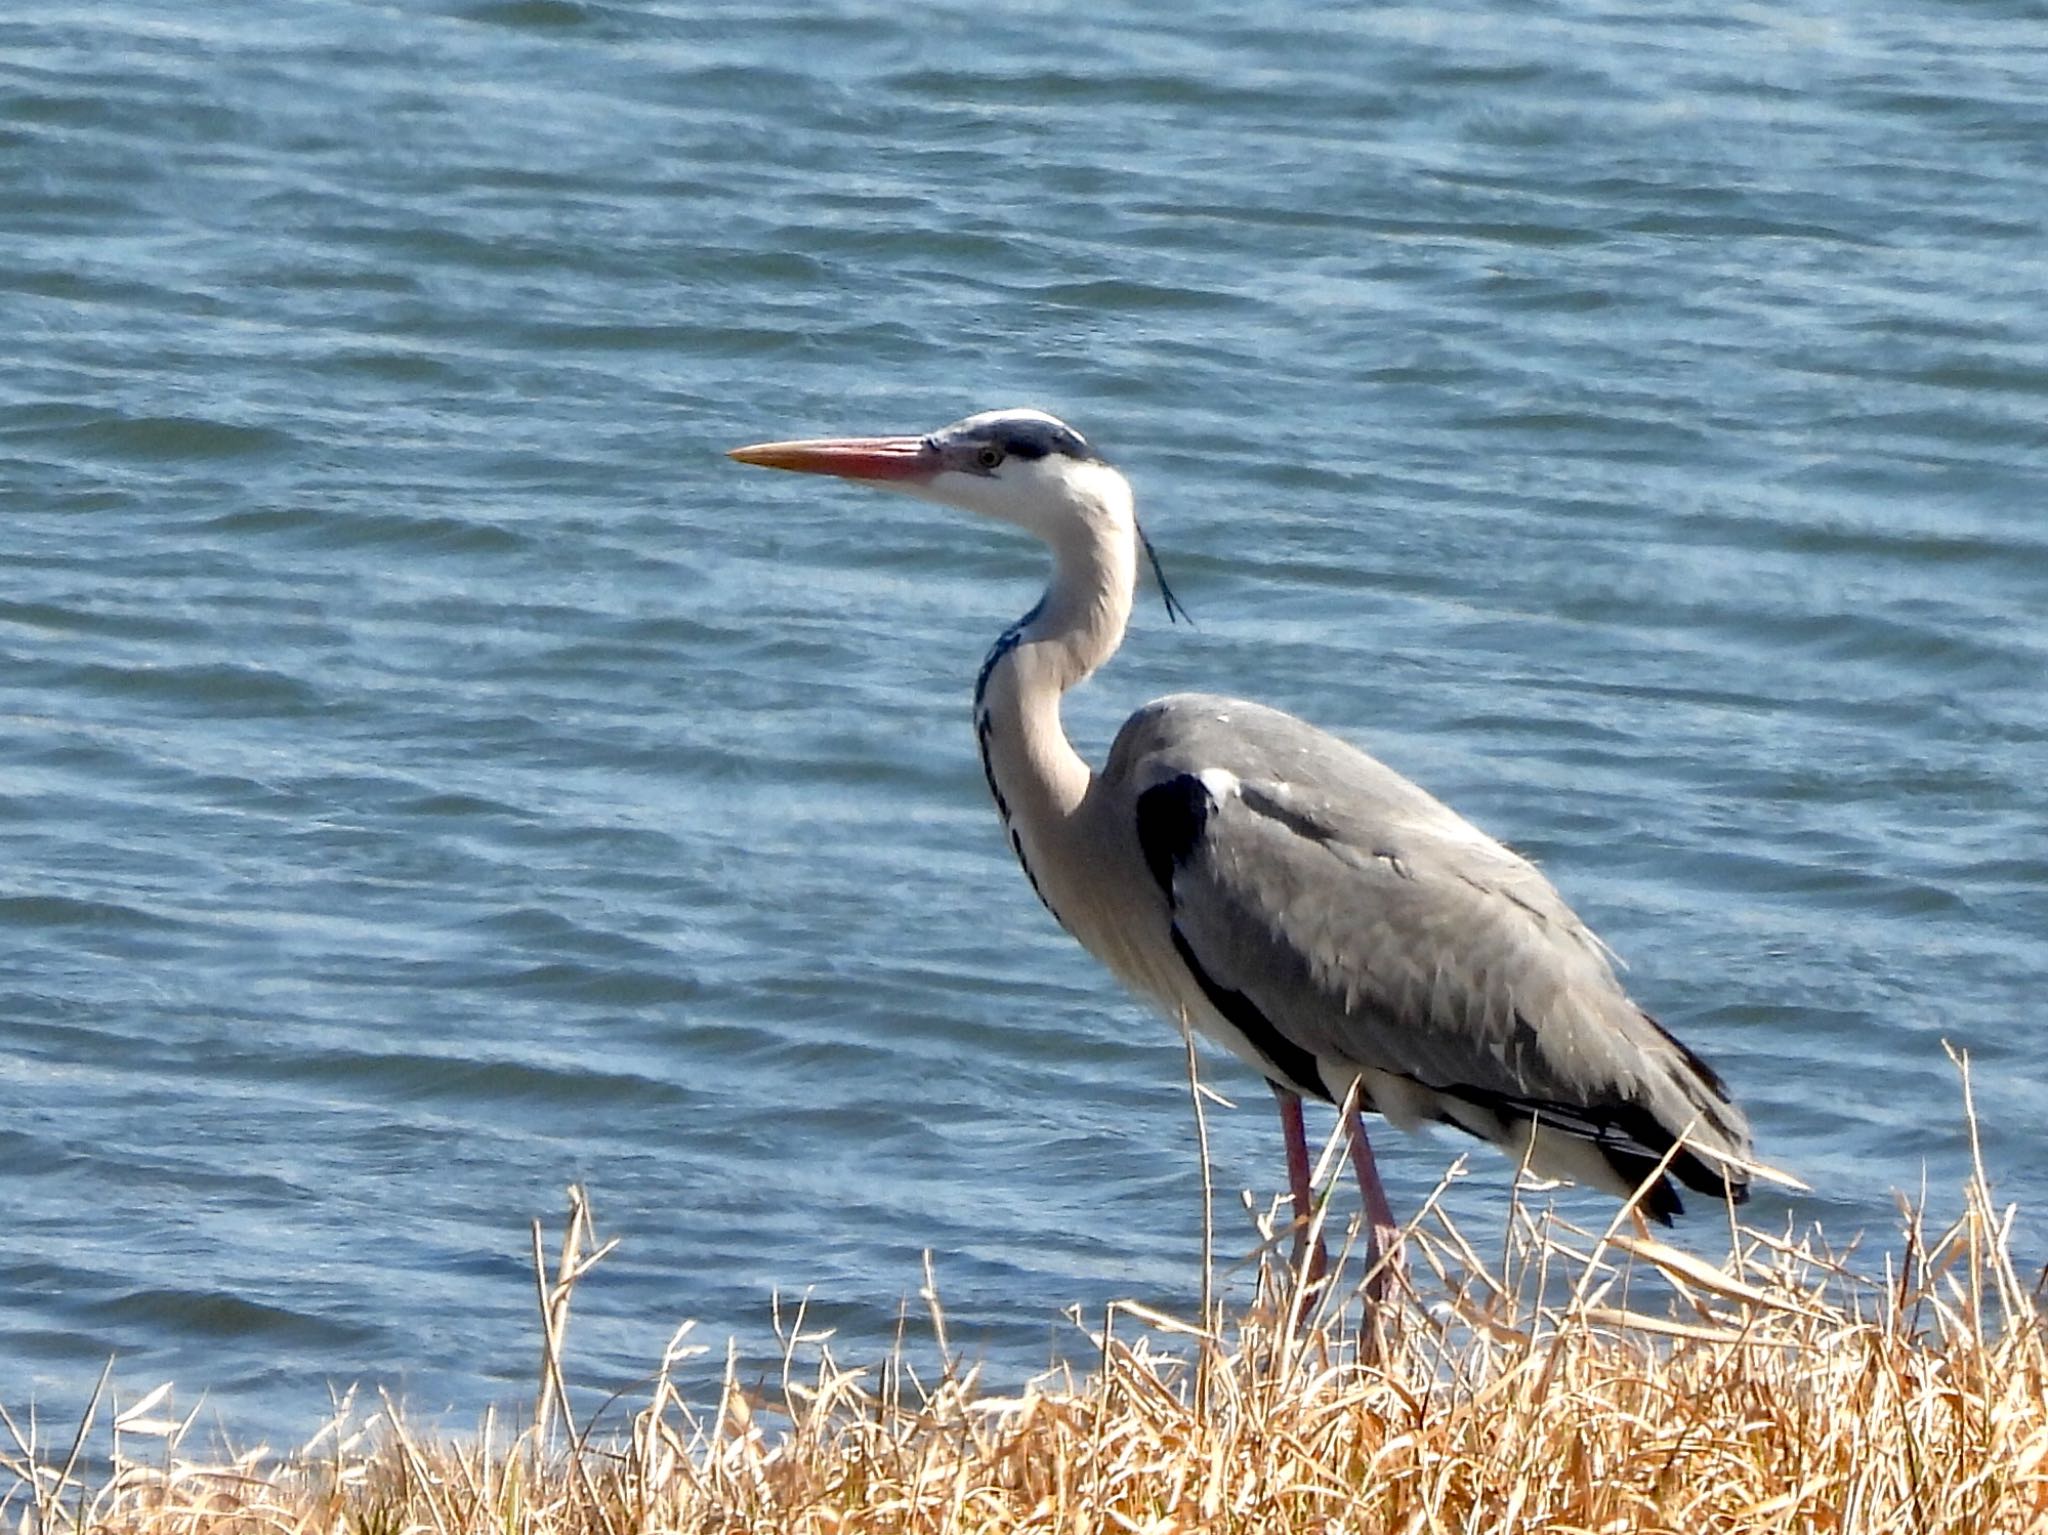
[4,0,2044,1438]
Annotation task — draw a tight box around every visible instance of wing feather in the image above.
[1110,693,1752,1211]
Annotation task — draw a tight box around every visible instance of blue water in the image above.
[4,0,2045,1437]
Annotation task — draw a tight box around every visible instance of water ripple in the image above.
[3,0,2043,1441]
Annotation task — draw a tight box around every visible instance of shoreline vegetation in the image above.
[7,1056,2044,1533]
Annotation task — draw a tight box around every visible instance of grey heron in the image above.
[729,407,1756,1294]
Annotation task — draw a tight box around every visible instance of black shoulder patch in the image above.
[1134,774,1213,898]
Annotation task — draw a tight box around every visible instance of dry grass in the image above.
[7,1054,2046,1535]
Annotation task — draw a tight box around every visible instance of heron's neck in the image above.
[973,524,1136,869]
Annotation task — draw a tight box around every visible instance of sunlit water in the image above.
[4,0,2045,1436]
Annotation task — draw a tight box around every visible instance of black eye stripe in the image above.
[984,421,1095,462]
[946,413,1101,467]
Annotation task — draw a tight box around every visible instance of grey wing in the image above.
[1109,694,1752,1216]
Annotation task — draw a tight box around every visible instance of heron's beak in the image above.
[727,435,938,482]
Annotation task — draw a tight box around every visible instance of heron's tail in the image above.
[1617,1010,1759,1221]
[1457,1010,1759,1225]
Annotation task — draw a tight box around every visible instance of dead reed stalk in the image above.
[5,1059,2044,1533]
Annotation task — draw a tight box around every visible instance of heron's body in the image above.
[730,407,1756,1277]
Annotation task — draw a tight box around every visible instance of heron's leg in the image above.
[1346,1110,1401,1303]
[1271,1085,1329,1289]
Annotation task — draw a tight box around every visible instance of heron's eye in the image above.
[975,443,1004,470]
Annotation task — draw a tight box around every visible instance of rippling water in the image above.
[4,1,2045,1434]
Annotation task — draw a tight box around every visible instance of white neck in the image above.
[972,518,1137,921]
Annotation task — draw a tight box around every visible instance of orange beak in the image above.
[726,435,939,482]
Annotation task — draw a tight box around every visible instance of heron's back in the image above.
[1102,692,1755,1218]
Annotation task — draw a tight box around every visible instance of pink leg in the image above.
[1347,1110,1401,1304]
[1272,1086,1328,1290]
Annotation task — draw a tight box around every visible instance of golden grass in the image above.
[7,1055,2045,1535]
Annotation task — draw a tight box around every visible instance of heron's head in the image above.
[728,408,1134,548]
